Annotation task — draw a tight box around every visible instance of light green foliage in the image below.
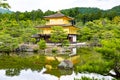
[94,39,120,78]
[0,19,38,43]
[52,48,58,54]
[112,16,120,24]
[78,26,92,41]
[2,20,22,37]
[78,18,120,42]
[76,48,111,74]
[101,31,114,39]
[0,5,119,78]
[95,39,120,59]
[77,18,120,78]
[0,34,19,52]
[30,38,36,44]
[62,40,70,47]
[37,39,46,50]
[50,26,68,45]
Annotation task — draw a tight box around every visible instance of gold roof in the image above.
[44,12,73,20]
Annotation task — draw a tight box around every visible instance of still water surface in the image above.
[0,68,113,80]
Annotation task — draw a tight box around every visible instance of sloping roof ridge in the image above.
[44,12,65,18]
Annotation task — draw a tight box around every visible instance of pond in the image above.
[0,48,115,80]
[0,68,113,80]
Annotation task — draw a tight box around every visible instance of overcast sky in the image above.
[7,0,120,12]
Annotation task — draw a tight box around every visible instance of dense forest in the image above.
[0,5,120,52]
[0,5,120,21]
[1,5,120,22]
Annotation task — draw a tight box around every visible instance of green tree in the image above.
[0,34,19,54]
[0,0,10,9]
[44,10,55,16]
[77,19,120,78]
[78,26,92,41]
[50,26,68,46]
[95,39,120,78]
[112,16,120,24]
[37,39,46,50]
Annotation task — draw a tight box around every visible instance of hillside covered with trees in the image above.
[1,5,120,22]
[0,5,120,52]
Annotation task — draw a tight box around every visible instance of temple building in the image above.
[33,12,79,43]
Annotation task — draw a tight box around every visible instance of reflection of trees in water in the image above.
[45,69,73,77]
[5,68,20,76]
[59,69,73,75]
[5,68,43,77]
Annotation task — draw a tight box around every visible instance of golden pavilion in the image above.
[34,12,78,43]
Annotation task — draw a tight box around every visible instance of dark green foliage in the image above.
[44,10,55,16]
[61,6,120,23]
[109,5,120,15]
[0,5,120,24]
[0,0,10,9]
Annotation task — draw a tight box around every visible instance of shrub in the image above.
[52,48,58,54]
[62,40,70,47]
[37,39,46,50]
[94,47,116,60]
[33,48,39,52]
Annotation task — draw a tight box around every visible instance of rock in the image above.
[17,43,38,52]
[26,48,34,52]
[58,60,73,69]
[17,44,28,52]
[56,57,64,62]
[45,65,52,70]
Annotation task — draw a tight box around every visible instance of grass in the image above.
[75,48,112,75]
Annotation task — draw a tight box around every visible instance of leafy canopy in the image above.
[0,0,10,9]
[50,26,67,43]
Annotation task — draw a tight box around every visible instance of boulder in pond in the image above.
[58,60,73,69]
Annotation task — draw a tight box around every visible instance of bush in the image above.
[52,48,58,54]
[33,48,39,52]
[62,40,70,47]
[37,39,46,50]
[94,47,116,60]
